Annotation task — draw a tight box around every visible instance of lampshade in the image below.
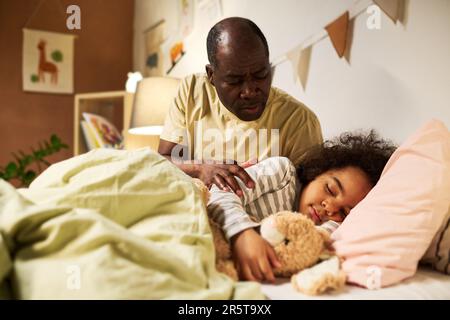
[128,76,180,135]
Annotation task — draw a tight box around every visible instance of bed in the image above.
[262,267,450,300]
[0,141,448,300]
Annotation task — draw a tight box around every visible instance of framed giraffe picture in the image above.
[22,29,75,94]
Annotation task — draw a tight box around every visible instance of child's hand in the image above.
[230,228,281,283]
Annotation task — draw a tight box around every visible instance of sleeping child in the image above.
[207,130,396,283]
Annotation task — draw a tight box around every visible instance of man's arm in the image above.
[158,139,200,177]
[158,138,255,196]
[158,75,254,194]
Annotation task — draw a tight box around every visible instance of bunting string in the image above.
[271,0,403,90]
[271,0,373,67]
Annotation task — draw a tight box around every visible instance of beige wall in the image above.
[133,0,450,143]
[0,0,134,167]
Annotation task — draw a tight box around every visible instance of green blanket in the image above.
[0,148,263,299]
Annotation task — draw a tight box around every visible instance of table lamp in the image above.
[126,76,180,151]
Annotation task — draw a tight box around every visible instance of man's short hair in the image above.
[206,17,269,67]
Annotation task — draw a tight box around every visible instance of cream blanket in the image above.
[0,148,263,299]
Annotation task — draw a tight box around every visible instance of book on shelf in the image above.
[81,112,124,151]
[80,120,100,151]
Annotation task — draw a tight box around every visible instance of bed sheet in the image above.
[0,148,263,299]
[262,267,450,300]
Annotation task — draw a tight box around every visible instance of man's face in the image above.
[206,38,272,121]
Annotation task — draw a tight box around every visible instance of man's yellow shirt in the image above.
[160,73,323,166]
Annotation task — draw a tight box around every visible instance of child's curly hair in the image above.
[297,130,397,187]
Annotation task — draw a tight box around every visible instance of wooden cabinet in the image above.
[73,91,134,155]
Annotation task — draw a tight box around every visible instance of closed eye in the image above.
[226,78,242,85]
[254,70,269,79]
[326,184,336,197]
[253,65,270,79]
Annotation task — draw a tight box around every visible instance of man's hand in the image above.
[231,228,281,283]
[159,139,255,196]
[197,162,255,197]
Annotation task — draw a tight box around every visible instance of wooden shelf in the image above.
[73,91,134,155]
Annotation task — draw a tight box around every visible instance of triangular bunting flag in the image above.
[343,19,355,64]
[286,45,312,90]
[325,11,349,58]
[373,0,400,23]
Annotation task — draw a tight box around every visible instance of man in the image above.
[159,17,323,196]
[158,17,322,283]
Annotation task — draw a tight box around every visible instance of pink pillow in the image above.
[332,119,450,288]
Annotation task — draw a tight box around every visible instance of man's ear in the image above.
[205,64,215,86]
[269,63,275,83]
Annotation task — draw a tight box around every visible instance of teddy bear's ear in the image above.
[260,215,285,246]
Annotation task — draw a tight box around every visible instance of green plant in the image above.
[0,134,68,187]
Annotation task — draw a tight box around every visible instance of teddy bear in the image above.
[260,212,346,295]
[192,178,346,295]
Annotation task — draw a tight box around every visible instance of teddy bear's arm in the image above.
[291,256,346,295]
